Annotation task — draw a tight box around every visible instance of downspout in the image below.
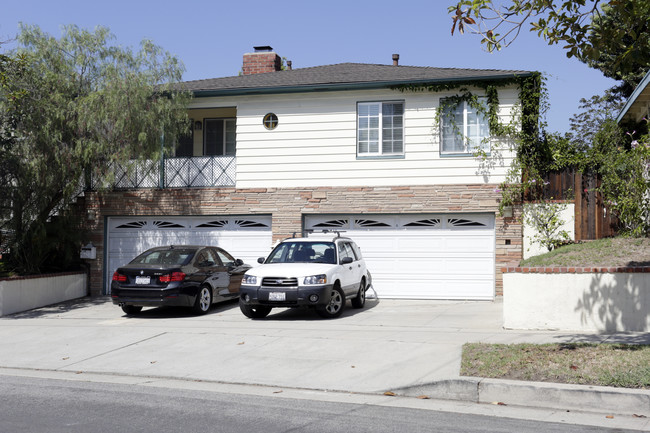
[159,131,165,189]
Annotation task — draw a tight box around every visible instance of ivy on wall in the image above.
[391,72,546,213]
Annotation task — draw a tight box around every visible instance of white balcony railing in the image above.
[91,156,236,189]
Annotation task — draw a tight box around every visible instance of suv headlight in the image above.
[303,274,327,285]
[242,274,258,285]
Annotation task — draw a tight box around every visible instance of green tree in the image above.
[449,1,648,68]
[566,91,625,151]
[585,2,650,97]
[0,25,191,274]
[589,119,650,236]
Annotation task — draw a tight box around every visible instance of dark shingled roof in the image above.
[180,62,534,96]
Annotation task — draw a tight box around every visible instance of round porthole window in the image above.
[263,113,278,130]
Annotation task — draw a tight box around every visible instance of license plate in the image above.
[135,276,150,285]
[269,292,286,301]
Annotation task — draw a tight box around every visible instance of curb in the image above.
[391,378,650,416]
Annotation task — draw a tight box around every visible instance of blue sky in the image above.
[2,0,616,133]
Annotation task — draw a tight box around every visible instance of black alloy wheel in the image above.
[316,286,345,319]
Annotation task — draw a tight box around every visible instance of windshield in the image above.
[266,241,336,264]
[130,248,195,266]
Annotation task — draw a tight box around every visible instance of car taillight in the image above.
[112,272,127,282]
[159,272,186,283]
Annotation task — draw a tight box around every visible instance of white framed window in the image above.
[440,97,490,155]
[357,101,404,156]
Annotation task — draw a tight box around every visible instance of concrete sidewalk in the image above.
[0,297,648,419]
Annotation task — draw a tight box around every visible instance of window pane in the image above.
[367,104,380,116]
[358,142,369,153]
[175,126,193,157]
[358,103,381,155]
[225,120,236,155]
[381,102,404,155]
[392,139,403,153]
[359,130,368,142]
[204,119,223,156]
[441,99,489,154]
[358,104,369,116]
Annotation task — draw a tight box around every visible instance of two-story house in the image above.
[83,47,533,300]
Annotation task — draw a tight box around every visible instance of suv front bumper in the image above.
[239,283,335,307]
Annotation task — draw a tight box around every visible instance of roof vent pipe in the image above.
[392,54,399,66]
[286,60,292,70]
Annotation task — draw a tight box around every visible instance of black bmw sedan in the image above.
[111,245,251,315]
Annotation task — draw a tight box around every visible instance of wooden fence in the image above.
[534,169,618,240]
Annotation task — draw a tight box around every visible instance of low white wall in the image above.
[0,272,87,317]
[504,271,650,332]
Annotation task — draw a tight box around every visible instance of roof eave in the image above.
[616,69,650,124]
[191,73,535,98]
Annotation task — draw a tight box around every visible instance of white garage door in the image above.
[105,215,272,294]
[305,214,495,300]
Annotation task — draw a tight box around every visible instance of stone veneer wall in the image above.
[82,185,522,296]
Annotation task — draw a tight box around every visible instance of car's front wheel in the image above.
[193,286,212,315]
[351,279,366,309]
[121,305,142,315]
[316,286,345,318]
[239,298,272,319]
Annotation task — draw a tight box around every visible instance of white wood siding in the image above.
[189,87,520,188]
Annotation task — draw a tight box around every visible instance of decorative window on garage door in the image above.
[404,218,441,227]
[447,218,486,227]
[115,220,186,229]
[110,216,271,231]
[306,214,493,231]
[195,219,270,229]
[309,217,394,229]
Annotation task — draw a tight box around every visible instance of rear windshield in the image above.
[266,242,336,264]
[130,249,195,266]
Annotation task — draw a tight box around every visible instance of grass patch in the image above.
[520,237,650,268]
[461,343,650,389]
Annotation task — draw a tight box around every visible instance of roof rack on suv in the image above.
[304,229,346,238]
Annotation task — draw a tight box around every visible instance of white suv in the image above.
[239,233,371,319]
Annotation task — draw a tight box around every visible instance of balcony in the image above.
[91,156,236,190]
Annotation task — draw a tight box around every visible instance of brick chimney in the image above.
[242,46,282,75]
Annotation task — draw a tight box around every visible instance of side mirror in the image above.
[257,257,265,264]
[235,258,244,266]
[341,257,353,265]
